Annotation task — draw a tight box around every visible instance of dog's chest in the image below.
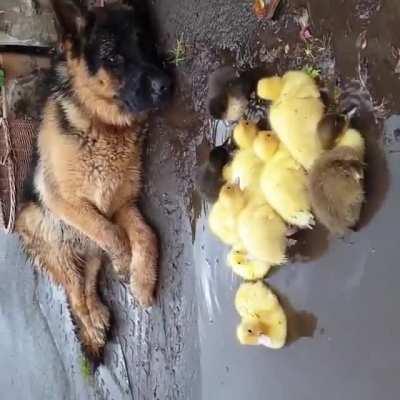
[82,133,135,177]
[75,127,142,211]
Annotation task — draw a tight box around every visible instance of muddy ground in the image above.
[1,0,400,399]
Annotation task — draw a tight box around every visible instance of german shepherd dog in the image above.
[16,0,172,358]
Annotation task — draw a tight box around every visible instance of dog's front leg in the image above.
[114,205,158,307]
[44,193,131,273]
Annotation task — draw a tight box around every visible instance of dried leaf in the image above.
[300,27,313,41]
[394,49,400,75]
[395,58,400,75]
[356,30,368,50]
[297,7,310,29]
[252,0,281,19]
[253,0,268,18]
[297,8,312,41]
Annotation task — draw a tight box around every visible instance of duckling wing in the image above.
[238,201,288,265]
[261,146,314,228]
[228,150,263,190]
[269,97,324,170]
[209,202,240,245]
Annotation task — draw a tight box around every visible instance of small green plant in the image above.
[80,355,92,382]
[333,86,341,104]
[304,42,314,59]
[0,69,5,88]
[303,35,331,61]
[167,34,187,66]
[303,65,321,79]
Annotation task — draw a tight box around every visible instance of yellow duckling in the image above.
[233,120,258,149]
[227,247,272,280]
[235,281,287,349]
[237,191,288,265]
[227,150,263,190]
[208,183,246,245]
[309,128,366,235]
[252,130,280,161]
[257,71,325,171]
[256,131,314,228]
[336,127,365,157]
[225,120,262,190]
[209,182,289,266]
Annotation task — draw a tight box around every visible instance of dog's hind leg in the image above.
[114,205,158,307]
[85,255,111,334]
[16,203,107,358]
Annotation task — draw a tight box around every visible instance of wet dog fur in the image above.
[16,0,172,359]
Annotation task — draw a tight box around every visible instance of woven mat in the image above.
[0,118,38,233]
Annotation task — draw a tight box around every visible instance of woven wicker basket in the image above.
[0,85,38,233]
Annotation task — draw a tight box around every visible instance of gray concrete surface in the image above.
[1,0,400,399]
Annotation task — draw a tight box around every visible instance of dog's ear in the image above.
[121,0,137,9]
[121,0,148,16]
[51,0,87,40]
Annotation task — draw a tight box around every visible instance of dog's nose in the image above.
[150,76,171,95]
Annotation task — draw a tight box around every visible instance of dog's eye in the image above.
[107,54,123,66]
[135,31,147,46]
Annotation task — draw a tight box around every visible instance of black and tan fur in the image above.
[16,0,172,358]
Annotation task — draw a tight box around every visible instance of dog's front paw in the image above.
[80,324,106,361]
[111,231,131,281]
[130,278,156,308]
[112,251,131,283]
[89,301,111,333]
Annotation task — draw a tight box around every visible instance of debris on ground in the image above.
[167,34,188,66]
[393,48,400,75]
[252,0,281,20]
[356,30,368,51]
[296,7,312,41]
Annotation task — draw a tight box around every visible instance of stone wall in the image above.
[0,0,57,46]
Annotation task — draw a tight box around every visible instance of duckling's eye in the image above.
[247,329,253,334]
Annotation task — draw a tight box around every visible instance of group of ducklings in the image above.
[203,69,366,350]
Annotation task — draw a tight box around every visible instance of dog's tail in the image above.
[309,145,365,236]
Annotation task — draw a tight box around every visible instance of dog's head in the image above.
[52,0,172,125]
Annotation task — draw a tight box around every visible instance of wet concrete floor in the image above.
[1,0,400,399]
